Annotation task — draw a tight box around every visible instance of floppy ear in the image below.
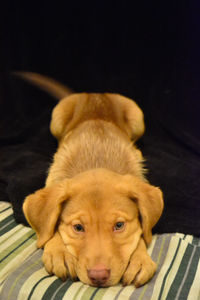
[135,182,164,245]
[120,176,164,245]
[23,180,70,248]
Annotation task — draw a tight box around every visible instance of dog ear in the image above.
[134,182,164,245]
[23,180,71,248]
[120,175,164,245]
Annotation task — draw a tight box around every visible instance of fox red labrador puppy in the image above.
[20,72,164,287]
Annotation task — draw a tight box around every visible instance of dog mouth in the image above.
[76,275,110,287]
[89,281,109,287]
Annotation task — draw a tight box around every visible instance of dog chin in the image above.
[79,276,120,288]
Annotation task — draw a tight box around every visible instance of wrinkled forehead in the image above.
[61,185,138,221]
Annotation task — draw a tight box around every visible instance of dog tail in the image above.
[12,71,73,100]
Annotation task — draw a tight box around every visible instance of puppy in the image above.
[20,73,164,287]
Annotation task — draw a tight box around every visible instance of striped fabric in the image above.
[0,201,200,300]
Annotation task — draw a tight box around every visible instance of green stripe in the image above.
[41,278,72,300]
[49,279,73,299]
[0,214,17,236]
[156,235,167,266]
[192,236,200,246]
[175,247,200,299]
[166,243,194,300]
[0,231,35,261]
[157,238,182,300]
[73,284,85,299]
[7,258,42,300]
[0,232,36,268]
[27,275,51,300]
[0,225,24,244]
[0,219,17,236]
[138,284,149,300]
[81,286,97,300]
[0,214,15,228]
[90,287,107,300]
[113,286,124,300]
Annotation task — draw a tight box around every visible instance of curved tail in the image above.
[12,71,73,100]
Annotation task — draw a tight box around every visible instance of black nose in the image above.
[87,267,110,286]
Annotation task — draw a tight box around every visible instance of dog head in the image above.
[23,169,163,286]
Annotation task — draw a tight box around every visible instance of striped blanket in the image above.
[0,201,200,300]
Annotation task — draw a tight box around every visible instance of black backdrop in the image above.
[0,2,200,235]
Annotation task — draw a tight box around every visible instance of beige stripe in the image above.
[0,202,11,211]
[156,235,168,267]
[183,235,194,244]
[17,268,53,300]
[6,259,42,300]
[0,232,36,265]
[0,242,37,284]
[102,285,123,300]
[0,202,6,209]
[0,226,33,251]
[175,233,185,239]
[150,236,186,300]
[0,209,13,221]
[26,273,57,300]
[117,285,136,299]
[74,284,89,300]
[62,282,84,300]
[187,255,200,300]
[0,224,23,244]
[175,233,193,244]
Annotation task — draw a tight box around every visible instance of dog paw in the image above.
[122,252,157,287]
[43,242,68,280]
[42,232,76,281]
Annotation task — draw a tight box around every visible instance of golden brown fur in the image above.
[22,78,164,287]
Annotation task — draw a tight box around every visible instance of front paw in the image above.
[42,232,76,281]
[43,241,68,280]
[122,243,156,287]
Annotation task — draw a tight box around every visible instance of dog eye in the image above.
[73,224,85,232]
[114,222,125,231]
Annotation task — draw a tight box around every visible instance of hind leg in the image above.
[122,97,145,141]
[109,94,145,141]
[50,95,77,140]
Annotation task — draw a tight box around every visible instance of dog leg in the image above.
[42,231,77,281]
[122,237,156,287]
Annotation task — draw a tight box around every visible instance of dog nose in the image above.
[87,264,110,286]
